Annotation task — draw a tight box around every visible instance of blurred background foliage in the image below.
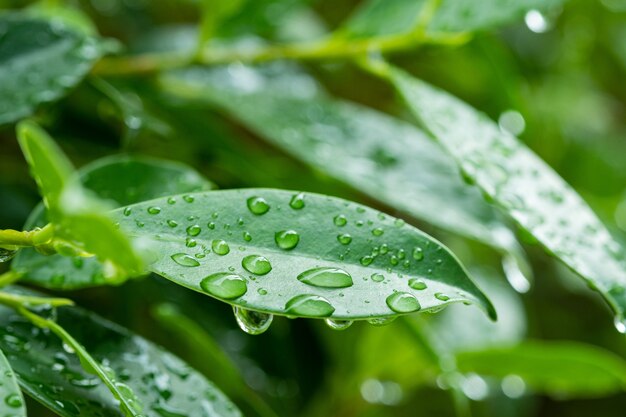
[1,0,626,416]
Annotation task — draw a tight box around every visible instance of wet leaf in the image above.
[387,67,626,329]
[0,347,26,416]
[0,287,241,417]
[0,13,104,125]
[112,189,495,320]
[456,341,626,398]
[13,156,214,289]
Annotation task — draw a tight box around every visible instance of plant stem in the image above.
[0,291,73,310]
[0,224,54,249]
[0,271,22,288]
[92,31,469,77]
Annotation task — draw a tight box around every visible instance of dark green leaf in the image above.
[456,341,626,398]
[0,347,26,416]
[387,67,626,329]
[0,13,104,125]
[13,156,214,289]
[0,287,242,417]
[112,189,495,320]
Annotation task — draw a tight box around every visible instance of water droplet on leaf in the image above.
[386,292,421,313]
[275,230,299,250]
[200,272,247,299]
[242,255,272,275]
[233,306,273,335]
[285,294,335,317]
[247,196,270,215]
[297,267,353,288]
[171,253,200,267]
[325,318,353,331]
[212,240,230,255]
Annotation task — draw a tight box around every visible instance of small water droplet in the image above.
[200,272,247,299]
[408,279,427,290]
[386,292,421,313]
[371,273,385,282]
[257,288,268,295]
[434,293,450,301]
[397,249,405,260]
[275,230,300,250]
[337,233,352,245]
[247,196,270,215]
[243,231,252,241]
[0,247,17,263]
[167,220,178,228]
[242,255,272,275]
[123,207,132,216]
[208,222,216,230]
[367,317,397,326]
[185,238,197,248]
[167,197,176,205]
[334,215,347,226]
[183,195,195,203]
[171,253,200,267]
[325,318,353,331]
[212,240,230,255]
[4,393,22,408]
[412,247,424,261]
[380,244,389,255]
[289,192,305,209]
[186,225,201,236]
[298,267,353,288]
[233,306,273,335]
[360,255,374,266]
[394,219,405,227]
[372,228,384,236]
[614,317,626,334]
[285,294,335,317]
[147,206,161,215]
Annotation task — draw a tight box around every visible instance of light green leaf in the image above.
[16,120,74,216]
[112,189,495,320]
[0,13,104,125]
[456,341,626,398]
[13,156,214,289]
[159,64,525,268]
[197,0,246,47]
[387,67,626,329]
[341,0,566,38]
[0,347,26,416]
[0,287,242,417]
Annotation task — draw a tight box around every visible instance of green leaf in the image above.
[456,341,626,398]
[0,287,242,417]
[112,189,495,320]
[196,0,246,48]
[387,67,626,330]
[13,156,214,289]
[0,13,104,125]
[16,120,74,216]
[0,347,26,416]
[159,64,524,265]
[341,0,566,37]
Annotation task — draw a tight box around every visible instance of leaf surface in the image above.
[388,67,626,328]
[113,188,495,320]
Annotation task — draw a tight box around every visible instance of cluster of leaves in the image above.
[0,0,625,416]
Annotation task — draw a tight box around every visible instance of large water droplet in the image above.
[371,273,385,282]
[412,247,424,261]
[171,253,200,267]
[408,279,427,290]
[200,273,247,299]
[297,267,353,288]
[233,306,273,335]
[360,256,374,266]
[4,393,22,408]
[186,225,201,236]
[285,294,335,317]
[325,318,353,331]
[334,214,347,226]
[275,230,299,250]
[242,255,272,275]
[386,292,421,313]
[247,196,270,215]
[372,228,384,236]
[337,233,352,245]
[212,239,230,255]
[0,247,17,263]
[289,192,305,209]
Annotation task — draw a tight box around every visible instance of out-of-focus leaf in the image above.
[387,67,626,330]
[112,189,495,320]
[341,0,566,38]
[456,341,626,398]
[0,13,104,125]
[13,156,214,289]
[16,121,74,216]
[159,64,525,268]
[0,287,242,417]
[0,347,26,416]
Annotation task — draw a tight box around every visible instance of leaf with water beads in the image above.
[111,189,495,322]
[0,347,26,417]
[0,13,105,125]
[0,287,242,417]
[387,67,626,331]
[12,155,214,289]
